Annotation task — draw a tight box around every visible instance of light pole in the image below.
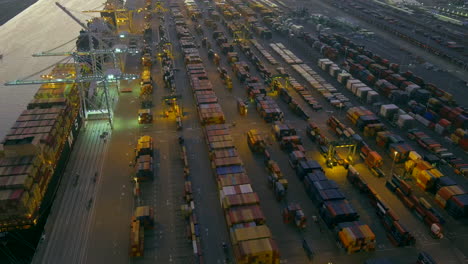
[390,151,397,180]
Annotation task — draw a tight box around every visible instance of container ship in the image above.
[0,64,83,261]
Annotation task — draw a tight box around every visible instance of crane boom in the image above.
[4,73,139,86]
[32,48,140,57]
[55,2,89,30]
[82,9,131,13]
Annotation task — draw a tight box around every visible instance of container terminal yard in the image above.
[0,0,467,263]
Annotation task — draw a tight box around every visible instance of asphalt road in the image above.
[31,120,112,264]
[179,0,468,262]
[259,19,468,264]
[290,0,468,106]
[28,0,468,263]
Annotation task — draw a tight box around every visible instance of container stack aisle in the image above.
[176,1,281,262]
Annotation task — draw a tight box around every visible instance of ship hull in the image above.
[0,113,82,263]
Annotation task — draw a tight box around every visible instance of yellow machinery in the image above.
[82,8,135,33]
[163,94,183,129]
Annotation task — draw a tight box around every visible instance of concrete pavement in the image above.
[32,120,112,264]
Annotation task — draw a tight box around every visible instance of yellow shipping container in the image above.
[231,225,271,245]
[405,159,416,173]
[338,231,350,247]
[455,128,465,137]
[428,168,443,178]
[412,166,422,178]
[451,134,460,144]
[235,238,280,264]
[359,225,376,242]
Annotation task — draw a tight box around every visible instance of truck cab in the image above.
[247,129,266,152]
[272,121,297,140]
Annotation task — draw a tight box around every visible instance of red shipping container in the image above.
[402,196,415,209]
[396,188,405,200]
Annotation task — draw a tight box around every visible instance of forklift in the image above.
[237,98,247,115]
[283,203,307,229]
[138,109,153,124]
[247,129,266,153]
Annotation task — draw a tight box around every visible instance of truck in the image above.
[141,53,152,67]
[272,121,297,140]
[306,121,321,141]
[296,159,323,180]
[360,144,385,178]
[136,135,153,158]
[138,109,153,124]
[130,219,144,257]
[237,98,247,115]
[134,206,155,229]
[135,154,153,181]
[289,150,307,168]
[279,135,303,152]
[247,129,266,152]
[282,203,306,229]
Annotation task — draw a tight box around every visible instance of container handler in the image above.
[306,121,321,142]
[135,155,153,181]
[272,121,297,140]
[135,135,153,158]
[360,144,385,178]
[130,219,144,257]
[279,136,303,152]
[237,98,247,115]
[283,203,307,229]
[266,160,283,181]
[134,206,155,229]
[247,129,266,153]
[141,53,152,67]
[227,52,239,64]
[138,109,153,124]
[274,181,286,201]
[289,150,307,168]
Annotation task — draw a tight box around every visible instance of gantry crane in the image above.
[326,139,357,168]
[82,8,135,33]
[4,3,140,129]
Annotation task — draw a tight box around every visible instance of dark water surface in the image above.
[0,0,39,25]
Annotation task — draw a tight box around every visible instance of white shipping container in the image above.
[329,66,341,77]
[397,109,407,117]
[346,79,360,90]
[415,114,430,127]
[321,61,333,71]
[380,104,399,118]
[352,83,367,95]
[397,114,414,128]
[406,84,420,95]
[318,58,329,67]
[367,91,379,104]
[239,184,253,193]
[435,124,445,135]
[337,72,351,84]
[356,87,372,99]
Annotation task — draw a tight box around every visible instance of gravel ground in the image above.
[0,0,39,25]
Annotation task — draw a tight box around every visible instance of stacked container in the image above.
[347,166,415,246]
[336,221,376,253]
[175,5,282,261]
[0,63,81,231]
[386,175,444,238]
[269,43,302,64]
[255,95,284,122]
